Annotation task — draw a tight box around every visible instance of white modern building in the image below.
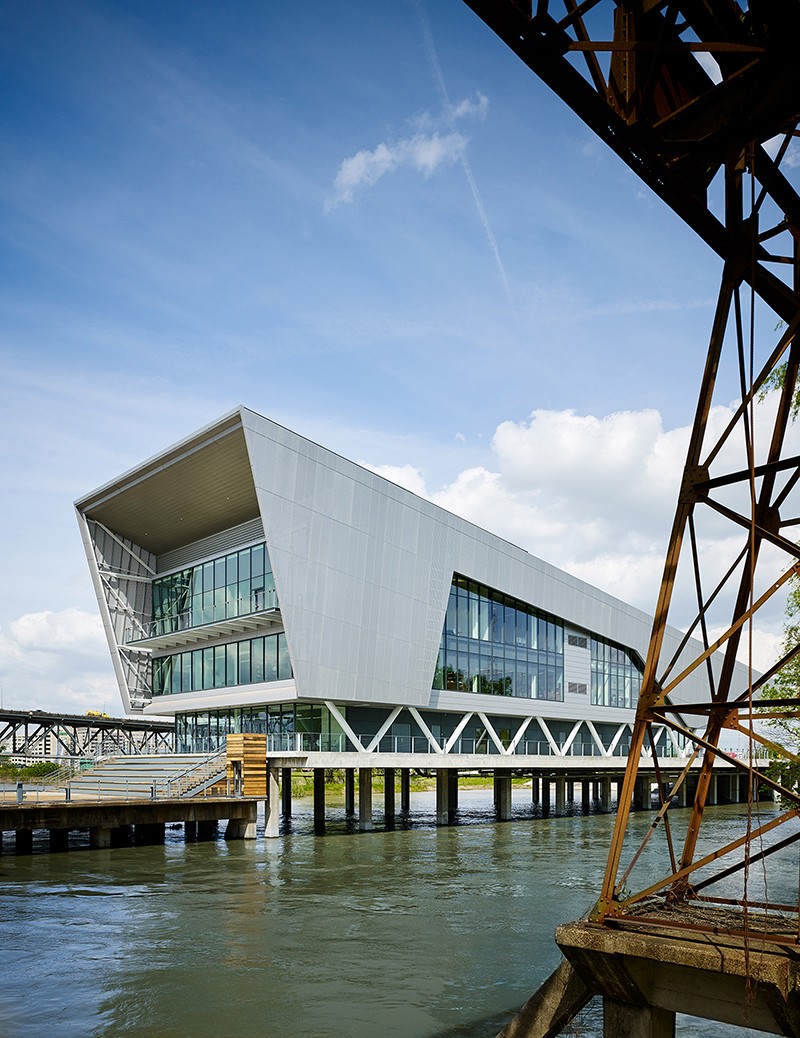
[75,407,741,768]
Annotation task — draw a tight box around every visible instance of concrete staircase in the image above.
[42,754,226,802]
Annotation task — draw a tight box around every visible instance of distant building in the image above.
[75,407,742,760]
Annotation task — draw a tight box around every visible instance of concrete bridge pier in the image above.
[541,778,551,818]
[436,768,458,825]
[225,802,257,840]
[184,820,197,841]
[16,828,33,854]
[345,768,355,817]
[281,767,292,818]
[89,826,111,849]
[581,779,590,815]
[555,777,566,816]
[530,774,540,807]
[494,770,512,821]
[313,769,326,833]
[600,778,611,813]
[49,828,69,853]
[604,1000,675,1038]
[197,820,217,841]
[400,768,410,813]
[265,766,280,838]
[358,768,373,831]
[383,768,395,823]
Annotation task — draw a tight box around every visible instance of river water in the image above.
[0,791,792,1038]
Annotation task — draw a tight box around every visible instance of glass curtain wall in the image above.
[152,542,276,635]
[433,575,564,700]
[153,631,291,696]
[175,703,344,753]
[590,636,643,708]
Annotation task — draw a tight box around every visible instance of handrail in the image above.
[125,591,279,643]
[154,750,227,799]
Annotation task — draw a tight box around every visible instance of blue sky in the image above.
[0,0,787,713]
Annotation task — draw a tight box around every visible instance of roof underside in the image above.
[77,415,259,555]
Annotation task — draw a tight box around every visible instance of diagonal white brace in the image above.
[408,707,442,753]
[444,712,474,753]
[324,701,364,751]
[366,706,402,752]
[477,712,508,755]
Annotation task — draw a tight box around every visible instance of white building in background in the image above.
[75,407,743,761]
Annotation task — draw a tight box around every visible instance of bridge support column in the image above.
[184,821,197,841]
[197,820,217,840]
[436,769,457,825]
[358,768,373,831]
[90,826,112,849]
[345,768,355,816]
[531,774,540,807]
[313,769,326,834]
[555,777,566,817]
[226,803,257,840]
[494,769,512,821]
[384,768,395,824]
[541,778,551,818]
[281,768,292,818]
[449,768,459,816]
[707,774,718,806]
[49,828,69,853]
[633,776,646,811]
[600,778,611,813]
[266,766,281,838]
[582,780,590,815]
[603,999,675,1038]
[400,768,411,813]
[15,828,33,854]
[566,779,574,808]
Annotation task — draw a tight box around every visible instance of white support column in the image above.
[266,766,280,838]
[358,768,373,831]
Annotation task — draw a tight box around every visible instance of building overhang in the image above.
[75,409,258,556]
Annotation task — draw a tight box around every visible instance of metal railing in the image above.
[125,591,279,643]
[152,751,227,799]
[261,733,733,759]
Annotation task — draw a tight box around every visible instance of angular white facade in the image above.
[75,407,748,756]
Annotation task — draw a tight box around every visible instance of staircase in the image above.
[33,753,227,802]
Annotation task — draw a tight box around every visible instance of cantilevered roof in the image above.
[75,409,259,555]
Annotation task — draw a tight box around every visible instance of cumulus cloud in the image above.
[0,609,119,715]
[362,400,799,674]
[327,93,487,207]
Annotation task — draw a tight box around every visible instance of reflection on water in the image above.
[0,793,789,1038]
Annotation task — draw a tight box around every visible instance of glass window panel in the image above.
[226,553,237,586]
[538,618,548,652]
[214,645,226,688]
[456,595,469,637]
[238,549,251,581]
[479,600,490,641]
[202,647,214,690]
[251,638,265,683]
[446,590,458,636]
[214,558,225,589]
[238,640,251,684]
[226,642,238,686]
[277,633,291,679]
[193,650,203,692]
[182,653,192,692]
[265,636,278,682]
[252,544,265,580]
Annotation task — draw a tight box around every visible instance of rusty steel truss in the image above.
[463,0,800,939]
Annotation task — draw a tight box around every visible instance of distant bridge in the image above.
[0,709,174,758]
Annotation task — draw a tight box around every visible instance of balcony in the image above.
[124,592,282,651]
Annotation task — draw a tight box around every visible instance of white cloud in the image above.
[327,93,487,207]
[360,462,429,498]
[362,400,798,674]
[0,609,119,715]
